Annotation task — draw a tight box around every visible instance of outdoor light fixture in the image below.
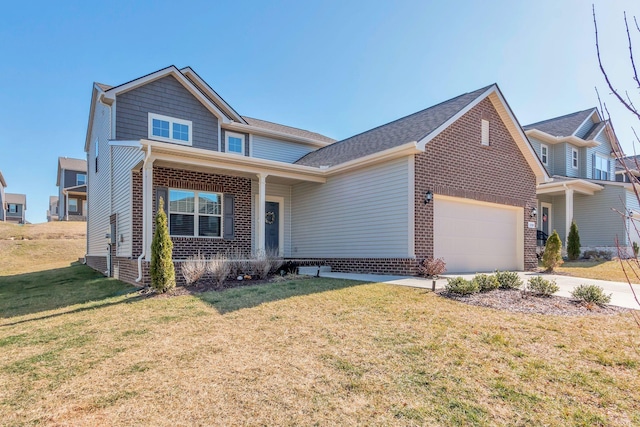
[424,190,433,204]
[531,207,537,218]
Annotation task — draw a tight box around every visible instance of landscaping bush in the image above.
[473,273,500,292]
[527,276,559,297]
[181,252,207,286]
[542,230,563,271]
[418,257,447,278]
[251,249,283,279]
[445,277,479,295]
[582,250,612,261]
[571,284,612,306]
[150,197,176,293]
[567,220,581,261]
[494,270,523,290]
[207,253,231,288]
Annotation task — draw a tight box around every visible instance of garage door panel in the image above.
[433,197,523,273]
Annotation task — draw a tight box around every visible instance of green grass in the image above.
[0,265,639,426]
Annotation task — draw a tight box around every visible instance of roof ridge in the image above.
[524,107,597,129]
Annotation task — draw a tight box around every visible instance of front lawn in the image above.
[555,260,640,284]
[1,265,639,426]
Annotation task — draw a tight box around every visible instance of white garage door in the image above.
[433,196,523,273]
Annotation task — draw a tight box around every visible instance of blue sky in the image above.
[1,0,638,223]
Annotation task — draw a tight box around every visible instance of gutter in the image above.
[136,144,152,284]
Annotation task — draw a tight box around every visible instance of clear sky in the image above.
[1,0,639,224]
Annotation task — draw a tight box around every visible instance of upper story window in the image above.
[481,119,490,146]
[571,148,578,169]
[225,132,245,155]
[541,144,549,166]
[76,173,87,185]
[594,154,609,180]
[168,189,222,237]
[148,113,192,146]
[8,204,17,213]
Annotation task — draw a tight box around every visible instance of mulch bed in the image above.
[438,288,630,316]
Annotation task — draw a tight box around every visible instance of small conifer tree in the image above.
[542,230,563,272]
[567,220,581,261]
[150,197,175,292]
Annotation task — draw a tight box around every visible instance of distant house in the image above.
[82,65,547,284]
[57,157,87,221]
[47,196,59,222]
[524,108,633,254]
[0,171,6,222]
[4,193,27,224]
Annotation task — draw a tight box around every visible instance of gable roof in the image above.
[5,193,26,208]
[523,108,597,137]
[295,85,494,167]
[57,157,87,186]
[242,116,336,145]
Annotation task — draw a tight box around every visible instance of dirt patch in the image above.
[438,288,630,316]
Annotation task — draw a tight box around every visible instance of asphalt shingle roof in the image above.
[523,108,595,137]
[5,193,26,207]
[295,85,494,167]
[242,116,336,144]
[58,157,87,172]
[617,154,640,171]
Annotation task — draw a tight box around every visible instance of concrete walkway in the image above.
[319,271,640,310]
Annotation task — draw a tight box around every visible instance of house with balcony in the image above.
[57,157,87,221]
[82,66,547,284]
[524,108,635,255]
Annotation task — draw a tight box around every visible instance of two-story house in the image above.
[47,196,59,222]
[524,108,634,254]
[83,66,547,285]
[4,193,27,224]
[57,157,87,221]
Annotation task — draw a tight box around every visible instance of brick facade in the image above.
[414,98,538,270]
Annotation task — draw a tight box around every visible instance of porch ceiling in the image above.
[536,179,604,196]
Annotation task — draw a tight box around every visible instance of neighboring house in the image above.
[57,157,87,221]
[83,65,547,285]
[616,154,640,183]
[47,196,59,222]
[4,193,27,224]
[0,171,6,221]
[524,108,634,254]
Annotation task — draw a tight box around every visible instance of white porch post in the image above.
[144,160,154,261]
[565,187,574,248]
[256,173,267,253]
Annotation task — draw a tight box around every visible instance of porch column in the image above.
[256,173,267,254]
[144,161,154,261]
[565,187,574,248]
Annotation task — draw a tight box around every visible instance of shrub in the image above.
[180,252,207,286]
[567,220,581,261]
[445,277,479,295]
[582,250,612,261]
[226,248,249,278]
[571,284,612,306]
[542,230,563,271]
[633,242,639,259]
[150,198,176,293]
[494,270,523,290]
[473,274,500,292]
[418,257,447,278]
[207,253,231,288]
[527,276,559,297]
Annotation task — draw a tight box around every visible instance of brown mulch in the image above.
[438,288,630,316]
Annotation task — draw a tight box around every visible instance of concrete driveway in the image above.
[319,271,640,310]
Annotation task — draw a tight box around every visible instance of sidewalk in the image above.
[319,271,640,310]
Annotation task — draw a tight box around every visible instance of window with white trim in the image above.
[541,144,548,166]
[225,132,245,155]
[76,173,86,185]
[594,154,609,180]
[168,189,222,237]
[8,204,17,213]
[148,113,192,145]
[481,119,489,146]
[571,148,578,169]
[69,198,78,213]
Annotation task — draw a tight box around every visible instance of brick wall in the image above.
[415,97,538,270]
[86,255,107,275]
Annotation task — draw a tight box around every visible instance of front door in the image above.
[265,201,279,254]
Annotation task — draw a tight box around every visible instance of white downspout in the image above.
[136,144,152,283]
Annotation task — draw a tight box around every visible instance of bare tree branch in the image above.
[624,11,640,88]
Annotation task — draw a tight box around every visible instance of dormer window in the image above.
[225,132,245,155]
[541,144,548,166]
[148,113,192,145]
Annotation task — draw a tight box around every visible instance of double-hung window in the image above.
[594,154,609,180]
[541,144,548,166]
[225,132,245,155]
[571,148,578,169]
[148,113,192,145]
[77,173,87,185]
[169,189,222,237]
[8,204,17,213]
[69,198,78,213]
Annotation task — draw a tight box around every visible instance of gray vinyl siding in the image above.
[552,144,565,176]
[586,131,615,181]
[251,182,292,256]
[548,196,566,243]
[112,146,145,257]
[115,75,219,151]
[565,143,579,178]
[575,116,595,139]
[573,185,626,246]
[87,100,112,256]
[64,170,86,188]
[221,129,249,156]
[251,134,316,163]
[290,157,410,258]
[529,137,552,174]
[625,189,640,246]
